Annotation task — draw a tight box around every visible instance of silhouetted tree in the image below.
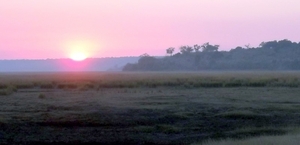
[140,53,150,57]
[245,44,251,49]
[166,47,175,56]
[179,45,193,54]
[123,39,300,71]
[259,40,277,49]
[193,44,201,52]
[201,43,219,52]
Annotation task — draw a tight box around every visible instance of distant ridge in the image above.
[0,57,139,72]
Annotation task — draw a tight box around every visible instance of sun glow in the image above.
[65,39,98,61]
[70,52,87,61]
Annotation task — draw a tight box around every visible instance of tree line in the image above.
[123,39,300,71]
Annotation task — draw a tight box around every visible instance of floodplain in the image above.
[1,71,300,145]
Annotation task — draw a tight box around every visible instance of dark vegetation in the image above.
[123,39,300,71]
[2,71,300,96]
[1,72,300,145]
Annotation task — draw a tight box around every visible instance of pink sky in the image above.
[1,0,300,59]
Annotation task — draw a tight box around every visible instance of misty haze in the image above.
[1,1,300,145]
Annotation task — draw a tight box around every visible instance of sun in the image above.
[70,52,87,61]
[64,39,99,61]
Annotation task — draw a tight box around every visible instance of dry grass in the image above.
[38,93,46,99]
[196,133,300,145]
[1,86,300,144]
[1,72,300,144]
[0,85,17,96]
[1,71,300,94]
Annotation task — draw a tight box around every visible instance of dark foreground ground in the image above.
[1,87,300,145]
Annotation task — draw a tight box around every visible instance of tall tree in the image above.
[166,47,175,56]
[201,42,219,52]
[193,44,201,52]
[179,45,193,54]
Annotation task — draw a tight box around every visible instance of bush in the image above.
[0,86,17,96]
[40,83,54,89]
[38,93,46,99]
[224,82,242,87]
[0,90,9,96]
[0,84,7,89]
[245,82,267,87]
[57,83,78,89]
[15,83,35,89]
[193,82,223,88]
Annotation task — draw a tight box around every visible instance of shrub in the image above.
[15,83,35,89]
[0,86,17,96]
[40,83,54,89]
[0,84,7,89]
[57,84,66,89]
[224,82,242,87]
[57,83,78,89]
[0,90,9,96]
[38,93,46,99]
[155,124,181,134]
[245,81,267,87]
[84,83,94,89]
[193,82,223,88]
[67,84,77,89]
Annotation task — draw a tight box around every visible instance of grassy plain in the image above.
[1,71,300,144]
[195,133,300,145]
